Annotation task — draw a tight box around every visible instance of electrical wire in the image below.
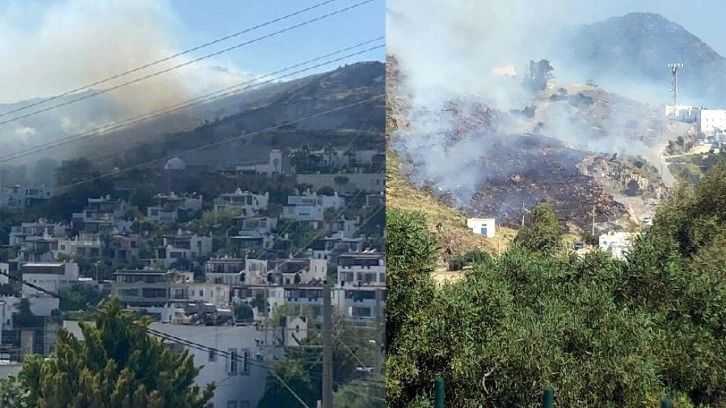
[0,0,377,127]
[0,39,384,164]
[0,270,313,407]
[0,0,343,119]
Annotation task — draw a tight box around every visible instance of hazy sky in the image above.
[0,0,384,103]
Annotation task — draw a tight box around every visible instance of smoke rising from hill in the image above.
[0,0,252,113]
[387,0,674,209]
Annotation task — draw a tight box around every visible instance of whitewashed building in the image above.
[696,108,726,136]
[63,321,276,408]
[336,252,385,321]
[20,262,80,298]
[214,189,269,216]
[599,231,637,260]
[146,192,203,223]
[282,192,345,223]
[235,149,289,177]
[0,185,53,210]
[466,218,497,238]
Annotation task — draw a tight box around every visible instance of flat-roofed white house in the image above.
[63,321,276,408]
[466,218,496,238]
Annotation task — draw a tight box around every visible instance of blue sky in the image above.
[168,0,385,76]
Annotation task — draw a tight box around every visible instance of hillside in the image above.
[385,56,516,269]
[81,61,385,169]
[558,12,726,106]
[1,61,385,179]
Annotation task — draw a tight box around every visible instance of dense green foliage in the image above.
[58,284,104,311]
[332,378,386,408]
[448,249,492,271]
[513,202,563,256]
[386,162,726,408]
[258,315,380,407]
[0,298,214,408]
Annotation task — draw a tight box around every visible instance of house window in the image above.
[241,350,250,374]
[209,350,216,362]
[239,401,250,408]
[227,348,238,374]
[227,402,238,408]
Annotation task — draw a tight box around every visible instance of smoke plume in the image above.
[387,0,679,212]
[0,0,251,113]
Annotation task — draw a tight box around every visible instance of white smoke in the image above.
[0,0,256,112]
[387,0,677,208]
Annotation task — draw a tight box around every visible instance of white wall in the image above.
[698,109,726,136]
[0,263,9,285]
[63,321,276,408]
[21,263,80,298]
[466,218,496,238]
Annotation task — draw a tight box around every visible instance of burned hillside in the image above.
[405,132,627,231]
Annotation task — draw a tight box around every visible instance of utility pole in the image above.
[322,280,333,408]
[521,202,526,227]
[374,288,383,375]
[591,205,596,236]
[264,280,269,348]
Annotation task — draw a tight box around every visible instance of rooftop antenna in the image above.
[668,62,684,115]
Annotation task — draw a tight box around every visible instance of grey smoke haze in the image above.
[387,0,677,206]
[0,0,254,112]
[0,0,260,169]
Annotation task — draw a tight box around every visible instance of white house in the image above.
[282,192,345,222]
[336,252,385,321]
[0,185,53,210]
[599,231,637,260]
[8,219,67,246]
[665,105,698,122]
[466,218,497,238]
[19,262,80,298]
[336,252,385,287]
[336,286,385,321]
[244,259,269,285]
[205,257,247,287]
[147,193,203,223]
[696,108,726,136]
[63,321,276,408]
[55,233,103,259]
[235,149,288,177]
[214,189,269,216]
[159,232,214,268]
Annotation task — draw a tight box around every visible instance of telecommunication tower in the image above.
[668,62,684,111]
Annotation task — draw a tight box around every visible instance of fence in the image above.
[433,377,676,408]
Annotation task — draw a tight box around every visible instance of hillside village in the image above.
[0,143,385,407]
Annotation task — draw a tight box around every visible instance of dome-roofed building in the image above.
[163,157,186,171]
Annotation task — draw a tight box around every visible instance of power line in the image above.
[0,40,384,165]
[250,105,379,262]
[52,95,383,197]
[0,0,343,120]
[0,0,377,127]
[0,270,313,407]
[0,95,384,406]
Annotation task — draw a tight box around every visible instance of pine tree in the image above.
[15,298,215,408]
